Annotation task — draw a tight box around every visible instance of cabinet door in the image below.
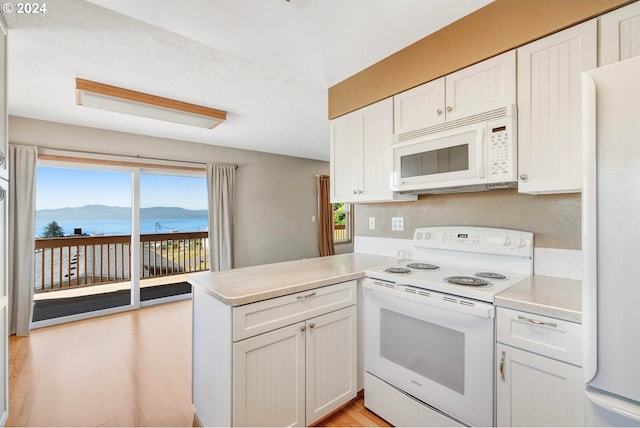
[359,98,394,202]
[600,1,640,66]
[330,111,362,203]
[496,344,584,427]
[305,306,357,426]
[0,179,7,427]
[517,20,597,194]
[233,322,306,427]
[445,50,516,121]
[0,17,7,181]
[393,77,445,135]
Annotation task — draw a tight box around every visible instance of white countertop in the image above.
[495,275,582,323]
[190,253,582,322]
[188,253,396,306]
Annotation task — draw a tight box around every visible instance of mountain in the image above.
[36,205,207,221]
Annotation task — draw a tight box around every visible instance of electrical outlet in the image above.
[368,217,376,230]
[391,216,404,232]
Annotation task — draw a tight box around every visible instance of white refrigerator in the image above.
[582,55,640,426]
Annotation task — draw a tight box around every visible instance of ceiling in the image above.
[3,0,493,161]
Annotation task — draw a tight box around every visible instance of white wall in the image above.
[9,116,334,268]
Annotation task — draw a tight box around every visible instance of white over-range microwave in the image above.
[390,105,517,194]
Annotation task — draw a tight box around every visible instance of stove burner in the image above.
[384,267,412,274]
[475,272,507,280]
[406,263,439,270]
[444,276,491,287]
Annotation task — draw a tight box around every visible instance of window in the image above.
[333,203,353,244]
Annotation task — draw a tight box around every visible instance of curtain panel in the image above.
[317,175,335,257]
[8,145,38,335]
[207,164,236,271]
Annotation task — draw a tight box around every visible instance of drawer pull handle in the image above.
[518,315,557,328]
[296,292,317,300]
[500,351,506,381]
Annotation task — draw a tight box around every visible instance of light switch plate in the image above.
[391,216,404,232]
[368,217,376,230]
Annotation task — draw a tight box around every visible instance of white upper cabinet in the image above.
[517,19,597,194]
[330,109,362,203]
[393,77,445,134]
[600,1,640,66]
[393,50,516,136]
[445,50,517,121]
[330,98,416,203]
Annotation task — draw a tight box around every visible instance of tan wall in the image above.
[355,189,581,249]
[329,0,632,119]
[8,116,343,268]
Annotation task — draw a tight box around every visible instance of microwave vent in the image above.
[395,105,515,143]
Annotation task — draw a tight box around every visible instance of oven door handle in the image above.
[364,280,495,319]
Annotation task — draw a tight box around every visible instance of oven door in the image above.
[391,124,486,192]
[363,279,495,427]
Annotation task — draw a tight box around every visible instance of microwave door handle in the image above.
[476,127,486,179]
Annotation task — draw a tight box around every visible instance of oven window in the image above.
[380,308,465,394]
[400,144,469,178]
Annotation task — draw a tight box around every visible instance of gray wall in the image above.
[355,189,581,250]
[9,116,333,268]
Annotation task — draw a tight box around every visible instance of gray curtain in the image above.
[207,164,236,271]
[8,145,38,335]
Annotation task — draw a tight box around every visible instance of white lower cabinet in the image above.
[192,281,358,427]
[233,306,357,427]
[496,307,583,427]
[496,344,583,427]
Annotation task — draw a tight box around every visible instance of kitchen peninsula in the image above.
[188,253,395,427]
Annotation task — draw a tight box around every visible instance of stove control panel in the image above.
[412,226,533,258]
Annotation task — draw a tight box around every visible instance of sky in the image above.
[36,166,208,210]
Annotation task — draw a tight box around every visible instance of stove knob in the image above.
[504,236,512,246]
[517,237,527,247]
[423,232,431,240]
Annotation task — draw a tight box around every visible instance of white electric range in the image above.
[363,226,534,427]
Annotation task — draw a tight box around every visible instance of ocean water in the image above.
[34,217,208,237]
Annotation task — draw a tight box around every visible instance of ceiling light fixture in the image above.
[75,78,227,129]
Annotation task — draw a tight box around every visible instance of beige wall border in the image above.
[328,0,632,119]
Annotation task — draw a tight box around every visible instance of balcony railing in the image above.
[34,231,209,293]
[334,224,347,242]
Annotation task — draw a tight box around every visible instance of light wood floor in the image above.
[7,299,390,427]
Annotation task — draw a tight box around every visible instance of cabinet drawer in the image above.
[233,281,357,341]
[497,307,582,366]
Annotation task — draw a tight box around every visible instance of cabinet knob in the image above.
[446,106,453,113]
[436,109,443,115]
[519,174,528,181]
[309,323,315,329]
[300,326,306,332]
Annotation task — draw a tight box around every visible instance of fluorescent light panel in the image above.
[75,78,226,129]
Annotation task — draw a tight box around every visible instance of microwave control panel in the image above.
[487,117,517,183]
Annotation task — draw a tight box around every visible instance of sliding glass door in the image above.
[32,161,208,326]
[33,166,135,324]
[139,171,208,305]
